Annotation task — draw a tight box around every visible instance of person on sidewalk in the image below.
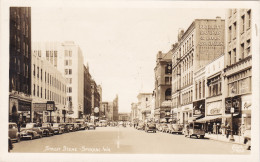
[226,123,230,138]
[213,123,217,134]
[221,123,225,136]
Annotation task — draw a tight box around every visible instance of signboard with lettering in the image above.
[225,96,241,114]
[33,103,46,112]
[206,101,222,115]
[46,101,55,111]
[18,100,31,111]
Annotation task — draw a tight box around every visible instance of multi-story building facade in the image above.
[9,7,32,123]
[97,85,103,117]
[172,17,225,125]
[101,102,108,120]
[130,103,138,123]
[107,102,114,121]
[30,49,67,123]
[118,113,130,121]
[84,64,92,119]
[137,93,153,121]
[91,79,101,117]
[196,55,225,127]
[113,95,119,121]
[154,51,172,121]
[223,9,252,133]
[33,41,84,121]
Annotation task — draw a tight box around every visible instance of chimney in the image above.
[157,51,162,60]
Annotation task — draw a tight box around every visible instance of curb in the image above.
[205,136,245,145]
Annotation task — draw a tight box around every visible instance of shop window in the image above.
[165,88,171,100]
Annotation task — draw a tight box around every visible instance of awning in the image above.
[188,115,203,123]
[196,114,239,123]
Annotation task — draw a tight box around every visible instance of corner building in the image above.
[223,9,252,134]
[172,17,225,125]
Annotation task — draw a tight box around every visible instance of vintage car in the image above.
[73,123,80,131]
[52,123,65,134]
[171,124,183,134]
[41,123,54,136]
[87,123,96,130]
[145,123,156,133]
[20,123,43,140]
[161,123,169,133]
[184,122,205,138]
[136,122,145,130]
[76,121,87,130]
[9,122,20,142]
[244,128,251,150]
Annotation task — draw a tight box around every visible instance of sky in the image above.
[31,4,226,113]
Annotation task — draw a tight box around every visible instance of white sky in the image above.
[31,5,226,113]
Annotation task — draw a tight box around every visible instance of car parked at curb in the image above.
[171,124,183,134]
[20,123,43,140]
[41,123,54,136]
[9,122,20,142]
[52,123,65,134]
[87,123,96,130]
[145,123,156,133]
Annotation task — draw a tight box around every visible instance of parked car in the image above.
[87,123,96,130]
[9,122,20,142]
[166,124,174,133]
[244,128,251,150]
[76,121,87,130]
[41,123,54,136]
[52,123,65,134]
[64,124,71,133]
[20,123,43,140]
[137,122,145,130]
[8,137,13,152]
[184,122,205,138]
[171,124,183,134]
[161,123,168,133]
[65,123,74,132]
[73,123,80,131]
[145,123,156,133]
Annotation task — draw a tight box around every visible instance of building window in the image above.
[33,84,35,96]
[69,50,72,57]
[241,43,244,59]
[241,15,245,33]
[37,67,39,78]
[41,87,42,98]
[203,80,205,98]
[65,50,68,57]
[228,51,232,65]
[33,64,35,76]
[69,60,72,66]
[146,98,148,101]
[165,77,171,85]
[65,69,68,75]
[247,10,251,29]
[165,88,171,100]
[233,48,237,64]
[54,51,57,57]
[37,86,39,97]
[46,51,49,57]
[45,89,46,99]
[228,26,232,42]
[233,22,237,40]
[69,69,72,75]
[65,60,69,66]
[199,81,201,99]
[195,83,198,100]
[246,39,251,56]
[41,69,42,80]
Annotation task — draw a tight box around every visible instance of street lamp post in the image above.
[63,106,66,123]
[229,87,235,142]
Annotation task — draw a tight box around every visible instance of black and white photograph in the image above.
[0,0,259,162]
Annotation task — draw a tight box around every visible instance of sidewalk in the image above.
[205,133,245,145]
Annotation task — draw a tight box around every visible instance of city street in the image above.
[11,126,250,154]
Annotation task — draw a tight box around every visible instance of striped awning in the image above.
[196,114,239,123]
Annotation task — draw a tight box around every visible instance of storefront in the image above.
[181,104,193,125]
[9,93,32,124]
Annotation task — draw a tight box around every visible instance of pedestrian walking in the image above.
[226,123,230,138]
[213,123,217,134]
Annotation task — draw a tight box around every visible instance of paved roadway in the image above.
[11,126,250,154]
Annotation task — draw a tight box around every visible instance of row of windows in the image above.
[65,60,72,66]
[65,69,72,75]
[46,51,58,57]
[165,77,172,85]
[32,84,66,105]
[195,80,205,100]
[182,90,193,105]
[32,64,66,92]
[64,50,72,57]
[13,35,29,57]
[228,9,251,42]
[13,58,29,78]
[227,39,250,65]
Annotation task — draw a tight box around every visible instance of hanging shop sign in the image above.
[46,101,55,111]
